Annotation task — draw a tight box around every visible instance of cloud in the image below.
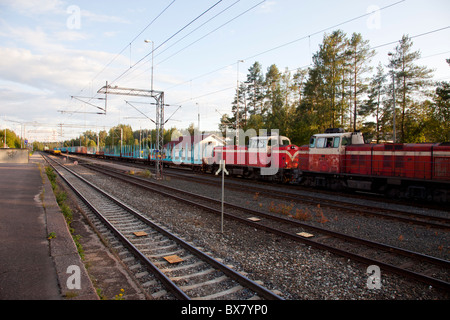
[258,1,276,13]
[0,44,131,132]
[81,9,130,24]
[0,0,130,24]
[0,0,66,15]
[53,30,90,41]
[0,45,128,97]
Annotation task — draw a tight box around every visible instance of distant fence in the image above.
[0,149,29,164]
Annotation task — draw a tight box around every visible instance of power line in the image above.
[74,0,177,97]
[64,1,178,120]
[109,0,225,86]
[118,0,245,87]
[243,0,406,62]
[371,26,450,50]
[162,0,406,92]
[157,0,265,66]
[155,0,241,60]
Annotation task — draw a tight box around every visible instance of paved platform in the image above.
[0,153,98,300]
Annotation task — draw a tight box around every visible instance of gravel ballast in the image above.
[63,160,449,300]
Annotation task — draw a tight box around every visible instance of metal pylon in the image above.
[97,83,164,179]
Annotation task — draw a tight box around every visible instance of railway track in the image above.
[66,154,450,229]
[160,168,450,230]
[44,155,283,300]
[82,162,450,293]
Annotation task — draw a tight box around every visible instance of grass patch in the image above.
[45,166,84,259]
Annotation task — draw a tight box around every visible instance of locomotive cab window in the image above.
[333,137,340,148]
[341,136,351,146]
[326,138,334,148]
[317,137,326,148]
[309,137,316,148]
[281,138,291,146]
[258,140,267,148]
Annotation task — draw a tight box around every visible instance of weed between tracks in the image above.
[267,200,330,224]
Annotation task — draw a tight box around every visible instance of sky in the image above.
[0,0,449,143]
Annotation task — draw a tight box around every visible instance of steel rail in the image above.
[66,153,450,228]
[45,157,190,300]
[157,168,450,230]
[85,163,450,292]
[45,155,283,300]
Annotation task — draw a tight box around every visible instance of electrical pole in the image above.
[236,60,244,146]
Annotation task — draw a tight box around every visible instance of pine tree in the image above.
[264,64,285,133]
[231,82,248,130]
[245,62,265,116]
[387,35,434,142]
[348,32,376,131]
[360,63,387,142]
[319,30,348,129]
[292,68,308,106]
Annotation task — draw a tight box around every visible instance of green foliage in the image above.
[0,129,22,148]
[387,35,434,142]
[220,30,444,145]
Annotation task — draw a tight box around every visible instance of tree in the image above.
[187,123,196,137]
[387,35,434,142]
[245,62,265,116]
[299,31,348,134]
[292,68,308,106]
[0,129,21,148]
[428,77,450,142]
[319,30,348,128]
[230,82,248,131]
[105,124,134,146]
[98,130,107,147]
[360,63,387,142]
[348,32,375,131]
[264,64,286,133]
[301,59,326,134]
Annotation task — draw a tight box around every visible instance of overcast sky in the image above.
[0,0,449,142]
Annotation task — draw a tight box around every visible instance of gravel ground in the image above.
[64,160,449,300]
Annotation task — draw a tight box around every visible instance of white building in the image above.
[164,134,224,164]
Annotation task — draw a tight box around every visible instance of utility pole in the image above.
[388,52,397,143]
[236,60,244,146]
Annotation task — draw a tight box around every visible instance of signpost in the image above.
[215,160,229,233]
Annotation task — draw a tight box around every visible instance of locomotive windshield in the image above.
[249,136,291,148]
[310,136,341,148]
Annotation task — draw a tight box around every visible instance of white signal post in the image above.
[215,160,229,233]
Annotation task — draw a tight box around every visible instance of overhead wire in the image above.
[108,0,225,86]
[162,0,407,92]
[117,0,245,87]
[166,1,449,123]
[156,0,265,66]
[65,0,448,132]
[62,0,178,123]
[74,0,177,98]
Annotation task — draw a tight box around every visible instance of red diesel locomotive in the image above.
[203,128,450,202]
[203,135,301,183]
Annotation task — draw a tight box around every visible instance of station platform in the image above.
[0,153,98,300]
